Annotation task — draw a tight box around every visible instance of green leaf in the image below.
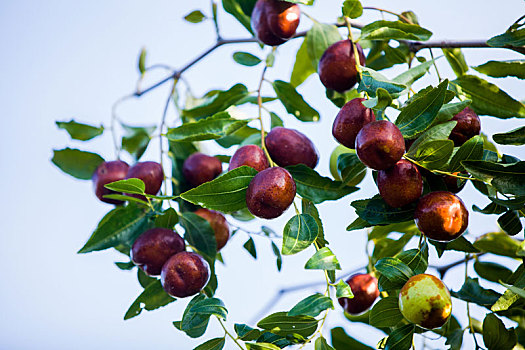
[167,112,250,142]
[271,241,282,271]
[442,48,468,77]
[234,323,262,341]
[384,324,415,350]
[101,194,149,206]
[155,207,179,229]
[351,197,415,225]
[487,28,525,47]
[184,10,206,24]
[243,237,257,259]
[473,231,521,258]
[500,282,525,299]
[493,126,525,145]
[138,47,146,74]
[233,52,262,66]
[306,22,342,70]
[482,313,517,350]
[302,199,327,248]
[282,214,319,255]
[304,247,341,270]
[105,178,145,195]
[392,59,434,87]
[52,148,104,180]
[178,295,211,338]
[474,261,512,284]
[346,217,372,231]
[191,297,228,320]
[270,112,283,129]
[395,80,448,138]
[430,236,479,258]
[473,60,525,79]
[245,343,281,350]
[180,212,217,260]
[287,164,358,204]
[451,277,500,307]
[448,135,484,172]
[375,257,414,291]
[221,0,255,35]
[257,312,318,338]
[124,280,175,320]
[78,203,154,253]
[372,233,415,263]
[281,0,314,4]
[288,293,334,317]
[406,139,454,170]
[335,279,354,299]
[337,152,367,187]
[342,0,363,19]
[182,84,249,119]
[357,67,406,97]
[369,296,404,327]
[291,39,316,88]
[498,210,523,236]
[396,243,429,275]
[216,125,260,148]
[473,202,507,215]
[450,75,525,119]
[180,166,258,213]
[115,260,135,270]
[194,338,225,350]
[407,121,456,150]
[272,80,320,122]
[434,101,472,125]
[359,20,432,41]
[462,160,525,196]
[56,120,104,141]
[315,336,335,350]
[331,327,374,350]
[121,123,155,161]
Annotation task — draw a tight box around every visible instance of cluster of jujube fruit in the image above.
[91,0,487,334]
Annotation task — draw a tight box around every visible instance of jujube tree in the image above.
[52,1,525,349]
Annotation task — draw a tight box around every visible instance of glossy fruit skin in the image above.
[332,98,376,149]
[449,107,481,146]
[414,191,469,242]
[338,274,379,315]
[126,161,164,198]
[329,145,366,185]
[265,127,319,169]
[318,40,366,92]
[355,120,405,170]
[131,228,186,276]
[228,145,269,172]
[399,274,452,329]
[182,153,223,188]
[377,160,423,208]
[246,167,296,219]
[251,0,300,46]
[161,251,210,298]
[92,160,129,204]
[195,208,230,251]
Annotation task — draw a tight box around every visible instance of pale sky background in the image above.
[1,0,524,349]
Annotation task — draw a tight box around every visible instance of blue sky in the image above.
[1,0,524,349]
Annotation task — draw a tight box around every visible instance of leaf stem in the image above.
[257,59,275,167]
[216,316,245,350]
[362,6,413,24]
[428,48,442,82]
[343,17,362,79]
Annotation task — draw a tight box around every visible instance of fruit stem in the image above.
[217,316,246,350]
[428,48,443,82]
[343,17,362,79]
[362,6,413,24]
[257,55,276,167]
[159,79,178,197]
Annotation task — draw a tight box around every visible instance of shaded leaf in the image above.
[288,293,334,317]
[282,214,319,255]
[473,60,525,79]
[304,247,341,270]
[182,84,249,119]
[442,48,468,77]
[273,80,320,122]
[493,126,525,145]
[124,280,175,320]
[482,313,517,350]
[233,52,262,66]
[369,296,404,327]
[306,22,342,70]
[384,324,415,350]
[359,20,432,41]
[184,10,206,23]
[257,312,318,338]
[56,120,104,141]
[52,148,104,180]
[167,112,250,142]
[291,39,316,87]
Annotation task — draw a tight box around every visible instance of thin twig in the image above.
[217,316,245,350]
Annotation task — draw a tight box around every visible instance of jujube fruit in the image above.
[195,208,230,251]
[182,153,222,188]
[246,167,296,219]
[92,160,129,204]
[228,145,269,172]
[377,159,423,208]
[355,120,405,170]
[126,161,164,198]
[332,98,376,149]
[131,228,186,276]
[338,273,379,315]
[414,191,468,242]
[251,0,300,46]
[318,39,366,92]
[265,127,319,169]
[443,173,467,193]
[449,107,481,146]
[161,251,210,298]
[399,274,452,329]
